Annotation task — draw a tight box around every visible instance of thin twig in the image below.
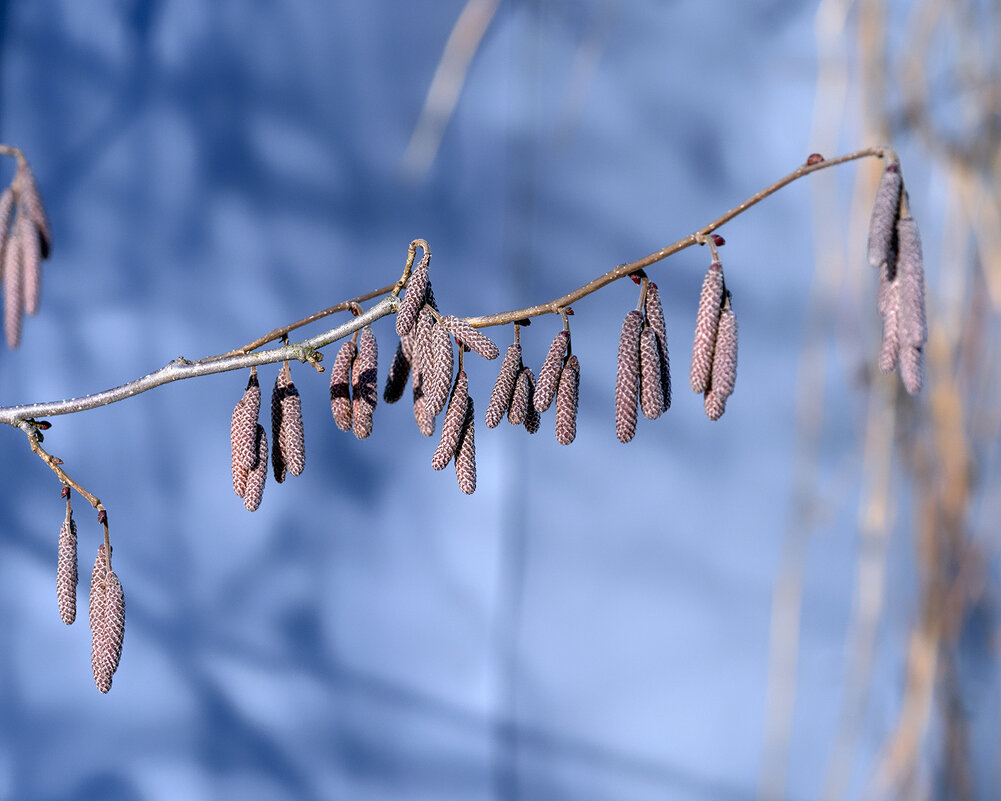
[464,147,891,328]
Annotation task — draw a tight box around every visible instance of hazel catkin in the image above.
[454,396,477,495]
[690,262,724,394]
[57,513,78,625]
[615,309,643,443]
[352,325,379,439]
[866,162,902,270]
[534,330,569,412]
[437,315,500,360]
[432,370,468,470]
[485,342,521,428]
[554,354,580,445]
[329,339,356,432]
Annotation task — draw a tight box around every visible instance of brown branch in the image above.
[464,146,892,328]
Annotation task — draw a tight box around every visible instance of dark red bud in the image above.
[806,153,824,165]
[629,274,642,285]
[60,486,70,499]
[36,420,51,430]
[710,234,725,247]
[97,509,108,525]
[564,307,575,316]
[51,456,63,465]
[515,318,531,326]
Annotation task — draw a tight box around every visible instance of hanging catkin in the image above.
[432,371,469,470]
[3,225,23,348]
[704,303,738,421]
[690,262,724,394]
[644,281,672,409]
[329,339,356,432]
[20,212,42,316]
[554,355,580,445]
[352,325,379,439]
[454,396,477,495]
[383,334,412,404]
[508,366,532,426]
[866,162,902,269]
[57,513,78,625]
[396,253,430,336]
[535,330,570,412]
[437,316,500,360]
[15,158,51,258]
[230,372,261,497]
[424,323,454,417]
[243,425,268,512]
[639,326,665,420]
[272,364,305,482]
[90,544,125,694]
[485,342,521,428]
[615,310,643,443]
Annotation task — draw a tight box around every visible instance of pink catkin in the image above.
[900,345,924,395]
[454,396,477,495]
[383,335,412,404]
[554,355,580,445]
[396,254,430,336]
[424,323,454,417]
[432,371,469,470]
[485,343,522,428]
[329,339,356,432]
[57,515,78,625]
[704,305,738,421]
[522,369,540,434]
[90,544,125,694]
[615,310,643,443]
[895,215,927,349]
[3,225,22,348]
[272,365,305,482]
[243,425,268,512]
[639,326,665,420]
[534,330,569,412]
[15,159,51,258]
[437,315,499,360]
[644,282,672,409]
[352,325,378,439]
[508,367,531,426]
[0,187,14,258]
[690,262,724,394]
[19,213,41,316]
[878,271,900,373]
[230,373,261,496]
[866,163,902,269]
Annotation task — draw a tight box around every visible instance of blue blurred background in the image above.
[1,2,995,800]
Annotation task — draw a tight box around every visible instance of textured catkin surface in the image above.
[704,307,738,421]
[329,339,356,432]
[534,330,569,412]
[272,365,305,481]
[555,355,579,445]
[424,323,454,417]
[432,370,468,470]
[438,315,499,360]
[242,425,268,512]
[57,517,78,625]
[352,325,379,439]
[866,163,902,269]
[690,262,724,394]
[645,282,672,408]
[895,216,926,348]
[486,342,521,428]
[639,326,665,420]
[4,229,23,348]
[383,335,412,404]
[395,253,429,336]
[615,309,643,443]
[454,396,476,494]
[508,366,532,426]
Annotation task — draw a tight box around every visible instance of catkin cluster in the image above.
[616,279,673,441]
[689,262,738,420]
[330,324,379,438]
[231,363,306,512]
[867,161,927,394]
[52,489,126,693]
[0,156,51,348]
